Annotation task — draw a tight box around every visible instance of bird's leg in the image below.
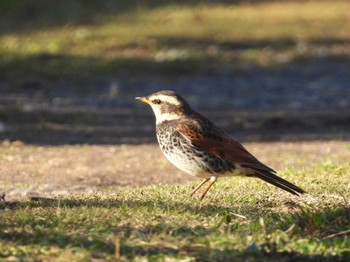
[200,176,217,200]
[190,178,210,197]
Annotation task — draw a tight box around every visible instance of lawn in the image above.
[1,1,350,261]
[0,142,349,261]
[1,0,350,79]
[0,164,349,261]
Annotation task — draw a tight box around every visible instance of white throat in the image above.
[154,111,181,124]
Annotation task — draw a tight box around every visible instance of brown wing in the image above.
[176,118,274,172]
[177,117,305,195]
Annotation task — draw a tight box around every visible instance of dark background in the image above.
[0,0,349,145]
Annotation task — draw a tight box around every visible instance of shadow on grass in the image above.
[1,197,349,261]
[2,37,350,79]
[2,229,346,261]
[153,35,350,52]
[3,195,350,222]
[1,0,320,35]
[0,53,208,79]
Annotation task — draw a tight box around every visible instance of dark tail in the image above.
[252,169,305,195]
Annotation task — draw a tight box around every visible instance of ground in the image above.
[1,140,349,200]
[0,1,350,261]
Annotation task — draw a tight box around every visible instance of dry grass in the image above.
[0,164,349,260]
[1,140,349,200]
[1,1,350,260]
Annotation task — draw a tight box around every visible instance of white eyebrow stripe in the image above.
[151,94,181,106]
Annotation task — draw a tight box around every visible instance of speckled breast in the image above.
[156,120,234,178]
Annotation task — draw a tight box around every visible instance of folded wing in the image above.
[177,118,305,195]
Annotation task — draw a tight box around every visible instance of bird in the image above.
[136,90,305,200]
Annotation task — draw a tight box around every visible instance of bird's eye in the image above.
[152,99,162,104]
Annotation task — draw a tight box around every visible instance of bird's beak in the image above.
[135,96,150,104]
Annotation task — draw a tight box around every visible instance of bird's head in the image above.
[136,90,192,124]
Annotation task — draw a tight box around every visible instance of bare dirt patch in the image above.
[1,140,349,200]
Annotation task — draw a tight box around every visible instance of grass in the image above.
[1,161,349,261]
[1,1,350,261]
[1,0,350,79]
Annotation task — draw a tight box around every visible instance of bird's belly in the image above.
[156,127,242,178]
[161,148,249,178]
[160,147,206,177]
[157,138,239,178]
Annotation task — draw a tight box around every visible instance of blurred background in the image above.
[0,0,349,145]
